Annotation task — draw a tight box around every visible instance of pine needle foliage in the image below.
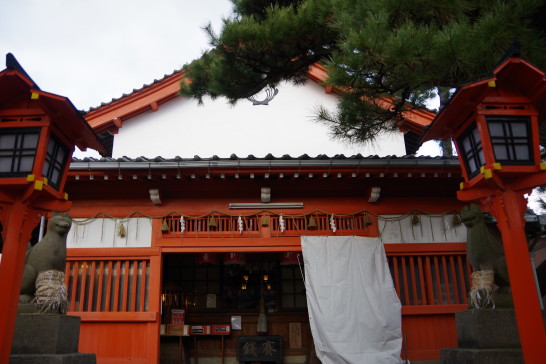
[181,0,546,145]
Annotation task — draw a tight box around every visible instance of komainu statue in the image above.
[19,212,72,313]
[460,204,511,308]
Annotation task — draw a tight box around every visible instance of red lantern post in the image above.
[0,54,105,362]
[423,54,546,363]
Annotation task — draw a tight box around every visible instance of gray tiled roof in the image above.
[71,154,460,170]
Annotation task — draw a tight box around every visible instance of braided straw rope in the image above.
[470,270,496,309]
[33,270,68,314]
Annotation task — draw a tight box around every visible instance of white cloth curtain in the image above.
[301,236,402,364]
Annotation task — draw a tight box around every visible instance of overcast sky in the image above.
[0,0,233,110]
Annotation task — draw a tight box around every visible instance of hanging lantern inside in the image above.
[196,253,218,265]
[224,252,246,265]
[307,216,318,230]
[261,215,269,227]
[280,252,299,265]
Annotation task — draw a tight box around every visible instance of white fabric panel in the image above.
[301,236,402,364]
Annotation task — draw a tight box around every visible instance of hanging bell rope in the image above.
[307,216,318,230]
[161,219,169,233]
[208,215,217,230]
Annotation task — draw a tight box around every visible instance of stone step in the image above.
[10,353,96,364]
[441,348,523,364]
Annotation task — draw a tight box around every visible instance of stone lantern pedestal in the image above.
[10,313,95,364]
[441,309,546,364]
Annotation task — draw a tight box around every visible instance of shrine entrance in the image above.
[159,252,311,364]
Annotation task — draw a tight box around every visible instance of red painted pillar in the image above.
[491,189,546,363]
[0,201,39,364]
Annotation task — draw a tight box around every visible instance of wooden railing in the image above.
[160,212,376,237]
[65,259,150,312]
[388,251,471,306]
[66,250,470,314]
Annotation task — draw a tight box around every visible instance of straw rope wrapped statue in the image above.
[19,212,72,313]
[460,204,511,309]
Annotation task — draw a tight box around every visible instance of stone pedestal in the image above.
[441,310,546,364]
[10,314,95,364]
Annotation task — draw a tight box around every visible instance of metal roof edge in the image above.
[69,156,460,171]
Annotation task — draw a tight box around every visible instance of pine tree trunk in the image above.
[437,86,454,157]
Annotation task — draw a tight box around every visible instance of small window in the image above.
[42,133,70,190]
[280,265,306,309]
[457,122,485,179]
[486,115,533,165]
[0,128,40,177]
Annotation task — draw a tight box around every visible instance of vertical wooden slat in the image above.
[417,257,427,305]
[104,261,114,312]
[130,260,139,311]
[78,262,88,311]
[433,256,443,304]
[121,260,130,312]
[96,261,105,312]
[113,261,122,311]
[64,261,71,288]
[409,257,418,306]
[139,261,147,312]
[449,256,460,304]
[70,261,79,312]
[86,261,97,312]
[441,256,452,304]
[392,257,401,300]
[424,256,435,305]
[401,257,410,305]
[146,255,162,363]
[457,255,469,304]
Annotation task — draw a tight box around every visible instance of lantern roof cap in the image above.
[422,54,546,143]
[0,53,107,155]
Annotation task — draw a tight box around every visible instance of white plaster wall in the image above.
[379,214,467,244]
[113,81,406,158]
[67,217,152,248]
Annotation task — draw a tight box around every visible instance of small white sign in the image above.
[231,315,242,330]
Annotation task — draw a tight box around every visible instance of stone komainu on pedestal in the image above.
[11,212,96,364]
[19,213,72,312]
[460,204,511,308]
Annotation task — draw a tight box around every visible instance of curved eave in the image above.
[422,78,492,142]
[85,71,184,134]
[423,57,546,143]
[307,64,435,134]
[0,69,106,154]
[31,89,106,153]
[85,63,436,136]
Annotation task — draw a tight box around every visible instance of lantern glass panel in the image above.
[42,133,69,190]
[0,128,40,177]
[456,122,485,179]
[486,115,533,165]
